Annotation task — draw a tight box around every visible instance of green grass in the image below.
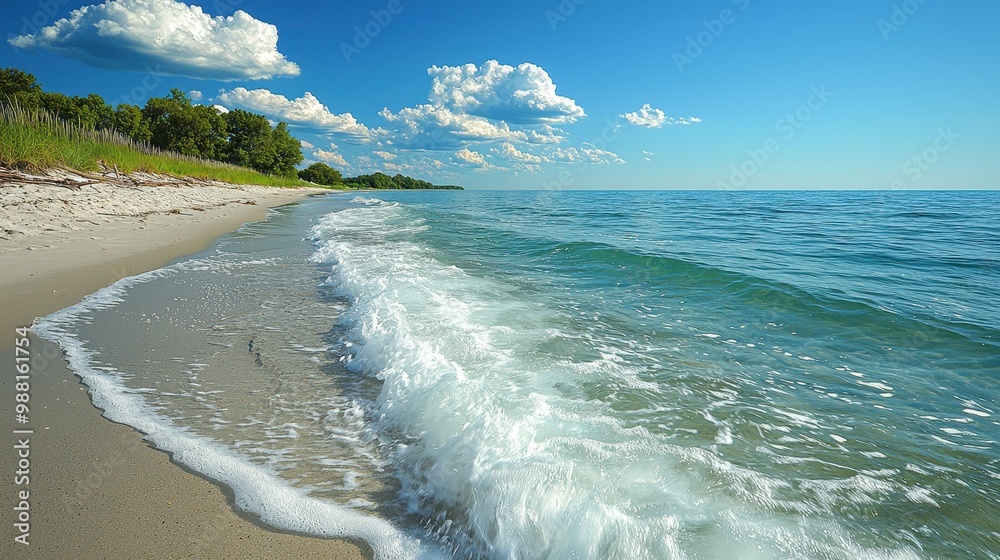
[0,103,328,188]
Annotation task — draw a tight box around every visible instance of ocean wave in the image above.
[309,203,926,559]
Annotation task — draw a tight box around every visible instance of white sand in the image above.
[0,167,305,243]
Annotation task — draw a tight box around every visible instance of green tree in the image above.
[113,103,152,142]
[223,109,275,171]
[38,92,114,129]
[270,122,303,178]
[392,173,412,189]
[0,67,41,108]
[39,92,75,119]
[344,172,456,190]
[78,93,114,130]
[372,172,393,189]
[143,90,227,159]
[298,162,342,185]
[188,104,228,159]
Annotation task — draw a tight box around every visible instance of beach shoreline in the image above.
[0,172,369,559]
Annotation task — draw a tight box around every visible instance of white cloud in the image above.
[453,148,493,170]
[643,150,655,162]
[523,124,566,144]
[217,88,376,141]
[212,104,229,114]
[404,154,465,178]
[300,140,315,149]
[377,60,583,151]
[365,60,627,174]
[428,60,585,124]
[189,90,203,101]
[355,156,376,173]
[314,145,349,168]
[621,104,667,128]
[496,142,543,164]
[8,0,300,81]
[549,145,625,165]
[378,104,528,149]
[620,103,703,128]
[455,148,486,165]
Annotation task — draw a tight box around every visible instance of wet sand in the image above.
[0,176,369,559]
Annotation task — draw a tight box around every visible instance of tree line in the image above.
[1,67,302,178]
[343,171,463,190]
[296,164,461,189]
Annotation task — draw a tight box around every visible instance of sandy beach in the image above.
[0,169,369,559]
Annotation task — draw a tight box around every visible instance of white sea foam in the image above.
[33,269,447,560]
[308,203,922,560]
[351,196,388,206]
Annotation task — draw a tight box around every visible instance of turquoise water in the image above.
[37,191,1000,559]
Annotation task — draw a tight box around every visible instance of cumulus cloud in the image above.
[496,142,543,164]
[549,144,625,165]
[189,90,203,101]
[453,148,493,170]
[376,60,585,152]
[217,88,376,141]
[8,0,300,81]
[621,104,667,128]
[378,104,529,150]
[371,60,623,173]
[523,124,566,144]
[373,150,397,161]
[314,145,349,168]
[428,60,585,124]
[620,103,702,128]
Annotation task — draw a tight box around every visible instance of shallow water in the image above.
[36,190,1000,559]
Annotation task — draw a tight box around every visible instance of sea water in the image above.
[35,190,999,559]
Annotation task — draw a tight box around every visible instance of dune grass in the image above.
[0,103,323,188]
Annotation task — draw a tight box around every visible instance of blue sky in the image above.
[1,0,997,189]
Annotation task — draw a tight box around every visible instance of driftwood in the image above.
[1,165,263,199]
[0,169,102,190]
